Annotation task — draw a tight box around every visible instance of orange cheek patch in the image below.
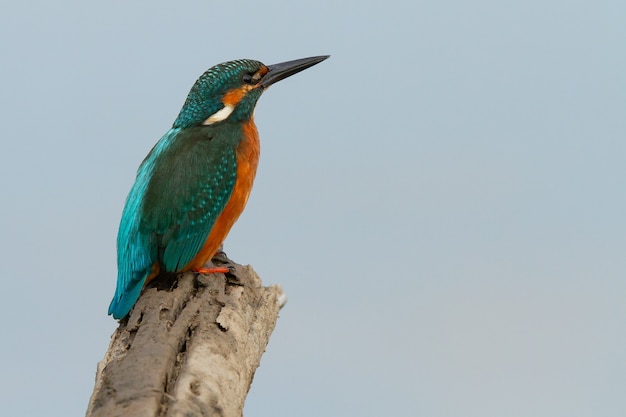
[222,87,245,106]
[223,85,254,106]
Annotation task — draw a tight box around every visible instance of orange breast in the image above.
[183,118,260,271]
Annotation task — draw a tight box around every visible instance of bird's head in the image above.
[173,55,329,128]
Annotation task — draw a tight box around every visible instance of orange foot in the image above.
[194,266,230,274]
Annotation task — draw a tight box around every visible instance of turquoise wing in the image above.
[108,126,239,319]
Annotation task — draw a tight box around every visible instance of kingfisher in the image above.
[108,55,329,319]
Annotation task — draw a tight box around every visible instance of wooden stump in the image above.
[86,263,284,417]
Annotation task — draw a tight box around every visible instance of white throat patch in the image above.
[202,104,235,125]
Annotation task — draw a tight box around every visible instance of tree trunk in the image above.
[86,262,284,417]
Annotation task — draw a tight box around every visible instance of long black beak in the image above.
[261,55,330,89]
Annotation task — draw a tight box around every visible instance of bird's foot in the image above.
[194,248,234,275]
[193,266,230,274]
[211,248,237,273]
[211,247,232,265]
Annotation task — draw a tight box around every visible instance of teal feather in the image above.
[108,124,242,319]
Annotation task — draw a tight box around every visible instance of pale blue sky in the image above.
[1,1,625,416]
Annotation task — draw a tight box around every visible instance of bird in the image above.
[108,55,329,319]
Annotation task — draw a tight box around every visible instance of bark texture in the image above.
[86,262,284,417]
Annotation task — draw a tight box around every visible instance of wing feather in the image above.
[109,126,239,318]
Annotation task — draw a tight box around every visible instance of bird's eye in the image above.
[243,73,254,84]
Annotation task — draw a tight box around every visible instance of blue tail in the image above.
[108,271,147,319]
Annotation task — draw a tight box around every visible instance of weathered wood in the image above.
[86,263,284,417]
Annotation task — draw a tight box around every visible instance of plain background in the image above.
[1,1,625,416]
